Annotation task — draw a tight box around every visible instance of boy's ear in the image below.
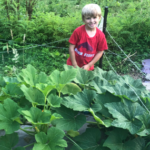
[98,16,101,21]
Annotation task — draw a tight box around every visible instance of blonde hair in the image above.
[82,4,101,21]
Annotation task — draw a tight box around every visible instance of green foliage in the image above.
[0,64,150,149]
[0,98,20,134]
[103,129,145,150]
[0,1,150,149]
[0,0,150,74]
[70,128,103,150]
[33,127,67,150]
[0,132,25,150]
[53,106,86,131]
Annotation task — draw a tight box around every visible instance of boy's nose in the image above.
[90,18,94,22]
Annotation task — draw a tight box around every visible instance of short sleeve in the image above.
[68,30,79,45]
[97,34,108,51]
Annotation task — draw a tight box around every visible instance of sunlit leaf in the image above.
[52,106,86,131]
[17,64,37,86]
[2,83,23,96]
[21,85,45,105]
[61,83,81,95]
[47,94,62,107]
[33,127,67,150]
[62,89,97,111]
[0,133,19,150]
[21,107,51,125]
[70,128,102,150]
[95,92,121,117]
[0,98,20,134]
[103,128,145,150]
[105,100,146,134]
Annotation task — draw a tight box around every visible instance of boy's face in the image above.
[83,15,101,30]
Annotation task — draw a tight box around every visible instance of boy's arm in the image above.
[82,51,104,70]
[69,44,78,68]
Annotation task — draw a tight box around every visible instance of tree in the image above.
[26,0,38,20]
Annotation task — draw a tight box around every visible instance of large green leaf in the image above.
[17,64,37,86]
[72,67,95,85]
[62,89,97,111]
[21,85,45,105]
[21,107,51,125]
[92,67,105,77]
[17,65,49,87]
[49,68,77,85]
[70,128,103,150]
[120,75,146,96]
[52,106,86,131]
[60,69,77,84]
[63,64,74,70]
[0,98,20,134]
[36,84,55,97]
[62,90,107,125]
[141,97,150,110]
[61,83,81,95]
[89,77,107,94]
[33,127,67,150]
[48,70,60,85]
[94,67,119,82]
[2,83,23,96]
[47,94,62,107]
[136,112,150,136]
[48,69,77,93]
[95,92,121,117]
[103,128,145,150]
[105,100,146,134]
[3,76,19,84]
[50,113,63,122]
[35,72,49,84]
[102,83,138,102]
[0,133,19,150]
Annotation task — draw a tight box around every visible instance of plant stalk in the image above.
[19,127,35,136]
[86,121,97,124]
[65,135,83,150]
[23,142,35,148]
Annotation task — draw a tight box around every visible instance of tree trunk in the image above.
[5,0,10,20]
[26,0,37,20]
[17,0,20,20]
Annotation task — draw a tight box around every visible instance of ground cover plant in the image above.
[0,40,68,76]
[0,64,150,149]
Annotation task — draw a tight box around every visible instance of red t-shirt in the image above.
[67,25,108,70]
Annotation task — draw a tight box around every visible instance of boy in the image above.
[67,4,108,71]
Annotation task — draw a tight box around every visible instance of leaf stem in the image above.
[23,142,35,148]
[44,97,47,111]
[97,123,102,129]
[19,127,35,136]
[86,121,97,124]
[65,135,83,150]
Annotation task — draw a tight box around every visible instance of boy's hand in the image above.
[82,64,90,71]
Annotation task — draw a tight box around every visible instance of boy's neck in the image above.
[85,25,97,37]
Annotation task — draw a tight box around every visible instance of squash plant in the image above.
[0,64,150,150]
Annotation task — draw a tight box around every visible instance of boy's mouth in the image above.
[89,24,96,27]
